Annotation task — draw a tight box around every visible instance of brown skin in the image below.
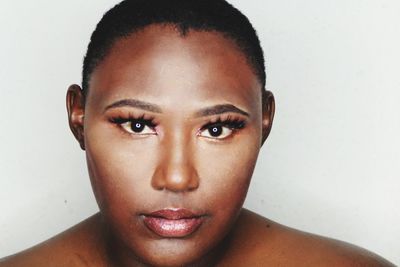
[0,25,395,267]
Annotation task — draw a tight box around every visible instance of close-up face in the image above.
[69,24,273,266]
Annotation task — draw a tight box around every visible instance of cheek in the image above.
[196,136,260,215]
[84,121,158,214]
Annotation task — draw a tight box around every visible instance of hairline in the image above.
[83,22,264,97]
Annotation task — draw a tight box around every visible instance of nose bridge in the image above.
[151,128,199,192]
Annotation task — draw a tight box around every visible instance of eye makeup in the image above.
[107,109,247,139]
[200,115,246,132]
[109,114,157,129]
[108,113,158,136]
[198,115,247,140]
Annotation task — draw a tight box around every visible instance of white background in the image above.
[0,0,399,264]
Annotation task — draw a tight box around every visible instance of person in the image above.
[0,0,395,266]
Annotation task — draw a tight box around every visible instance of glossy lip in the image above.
[143,208,205,238]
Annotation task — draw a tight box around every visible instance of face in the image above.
[67,25,274,266]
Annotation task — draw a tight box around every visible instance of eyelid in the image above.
[200,116,246,130]
[109,115,158,136]
[197,116,247,140]
[198,126,234,140]
[121,121,157,135]
[111,117,156,127]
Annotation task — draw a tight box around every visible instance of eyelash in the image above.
[109,115,157,128]
[200,116,246,132]
[109,114,246,137]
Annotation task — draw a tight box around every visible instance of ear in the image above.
[261,90,275,146]
[66,84,86,150]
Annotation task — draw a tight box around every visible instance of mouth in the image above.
[142,208,205,238]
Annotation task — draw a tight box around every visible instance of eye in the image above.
[121,120,156,135]
[198,117,246,140]
[199,124,236,139]
[111,117,157,135]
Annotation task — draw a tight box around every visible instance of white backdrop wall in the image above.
[0,0,399,264]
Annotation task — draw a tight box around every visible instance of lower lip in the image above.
[143,216,204,238]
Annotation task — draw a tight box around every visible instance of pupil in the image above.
[209,126,222,137]
[131,122,145,133]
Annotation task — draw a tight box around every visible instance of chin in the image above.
[131,239,214,267]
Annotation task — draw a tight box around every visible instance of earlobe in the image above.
[261,90,275,146]
[66,84,86,150]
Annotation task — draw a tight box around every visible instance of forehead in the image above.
[88,24,261,111]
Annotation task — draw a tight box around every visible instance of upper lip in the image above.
[145,208,202,220]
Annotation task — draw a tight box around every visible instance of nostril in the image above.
[151,163,200,192]
[187,173,200,191]
[151,169,167,191]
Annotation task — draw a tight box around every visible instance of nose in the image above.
[151,133,200,192]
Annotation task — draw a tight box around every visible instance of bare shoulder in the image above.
[0,213,106,267]
[223,209,396,267]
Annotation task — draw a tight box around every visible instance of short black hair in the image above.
[82,0,266,94]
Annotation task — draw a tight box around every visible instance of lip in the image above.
[143,208,205,238]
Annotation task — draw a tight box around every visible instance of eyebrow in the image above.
[104,99,162,113]
[195,104,250,117]
[104,98,249,117]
